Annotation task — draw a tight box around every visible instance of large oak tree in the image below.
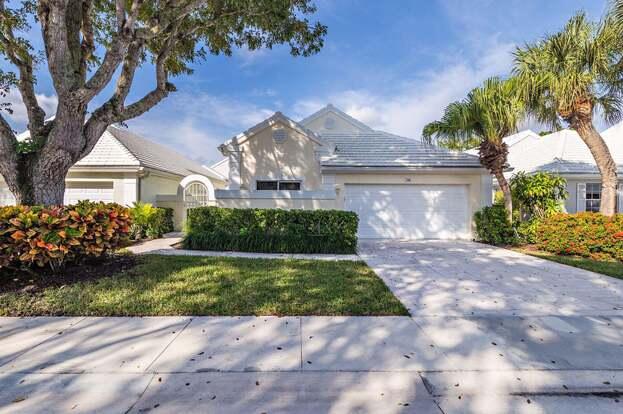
[0,0,326,205]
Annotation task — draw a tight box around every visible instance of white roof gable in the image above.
[218,111,322,153]
[299,104,373,134]
[76,130,140,167]
[506,122,623,176]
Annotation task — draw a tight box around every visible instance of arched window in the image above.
[184,181,210,208]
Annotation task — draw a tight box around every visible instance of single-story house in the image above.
[0,105,493,239]
[500,123,623,213]
[213,104,492,239]
[0,125,227,229]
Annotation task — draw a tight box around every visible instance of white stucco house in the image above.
[213,104,492,239]
[0,105,494,239]
[0,125,227,229]
[498,123,623,213]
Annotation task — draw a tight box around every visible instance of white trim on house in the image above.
[216,189,336,200]
[218,112,323,154]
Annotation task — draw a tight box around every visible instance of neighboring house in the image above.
[0,125,227,229]
[212,104,491,239]
[501,123,623,213]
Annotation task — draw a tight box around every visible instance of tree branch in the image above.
[81,23,180,158]
[0,1,46,136]
[78,0,145,102]
[0,112,18,183]
[37,0,75,95]
[78,0,95,81]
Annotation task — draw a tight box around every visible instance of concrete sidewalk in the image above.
[2,316,623,413]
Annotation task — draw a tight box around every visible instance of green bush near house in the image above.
[515,218,539,245]
[146,207,174,239]
[535,213,623,261]
[474,204,516,245]
[129,202,174,239]
[510,172,567,220]
[184,207,358,254]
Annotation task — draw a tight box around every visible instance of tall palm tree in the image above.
[423,77,524,223]
[514,12,623,216]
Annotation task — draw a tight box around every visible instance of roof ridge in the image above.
[299,104,373,131]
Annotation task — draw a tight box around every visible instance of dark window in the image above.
[279,181,301,191]
[585,183,601,212]
[256,180,278,190]
[256,180,301,191]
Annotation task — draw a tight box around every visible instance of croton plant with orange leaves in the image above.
[0,201,131,270]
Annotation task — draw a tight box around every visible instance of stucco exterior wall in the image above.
[140,171,181,204]
[237,121,323,191]
[216,197,336,210]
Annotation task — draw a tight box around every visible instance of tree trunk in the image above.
[494,170,513,224]
[2,123,78,206]
[7,154,71,205]
[573,119,618,216]
[478,139,513,224]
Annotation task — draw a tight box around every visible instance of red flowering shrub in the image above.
[0,201,131,270]
[535,213,623,260]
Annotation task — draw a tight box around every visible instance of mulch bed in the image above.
[0,254,139,294]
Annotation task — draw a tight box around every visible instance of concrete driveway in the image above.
[359,240,623,413]
[1,241,623,413]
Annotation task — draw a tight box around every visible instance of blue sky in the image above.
[2,0,610,164]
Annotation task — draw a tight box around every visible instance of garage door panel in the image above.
[345,184,470,239]
[0,183,115,206]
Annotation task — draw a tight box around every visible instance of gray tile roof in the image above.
[319,131,482,169]
[107,126,224,180]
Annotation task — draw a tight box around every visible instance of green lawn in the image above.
[515,248,623,280]
[0,255,408,316]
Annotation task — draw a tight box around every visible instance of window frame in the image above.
[255,179,302,191]
[585,182,601,212]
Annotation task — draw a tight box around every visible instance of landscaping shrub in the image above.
[183,207,358,254]
[535,213,623,260]
[129,202,173,239]
[515,218,539,245]
[510,172,567,220]
[474,204,516,245]
[146,207,174,239]
[0,201,131,270]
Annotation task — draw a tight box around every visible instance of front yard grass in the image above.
[514,247,623,280]
[0,255,408,316]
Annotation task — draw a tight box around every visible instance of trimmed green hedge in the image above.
[474,204,516,245]
[535,213,623,261]
[147,207,174,238]
[183,207,358,254]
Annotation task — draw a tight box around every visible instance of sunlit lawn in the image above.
[0,255,408,316]
[515,248,623,280]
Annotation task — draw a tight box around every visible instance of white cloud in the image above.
[128,92,275,164]
[234,46,271,68]
[293,40,515,140]
[3,89,57,130]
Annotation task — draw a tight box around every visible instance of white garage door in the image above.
[64,182,114,204]
[345,184,470,239]
[0,182,115,205]
[0,187,16,205]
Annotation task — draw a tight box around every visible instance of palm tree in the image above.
[514,12,623,216]
[423,77,524,223]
